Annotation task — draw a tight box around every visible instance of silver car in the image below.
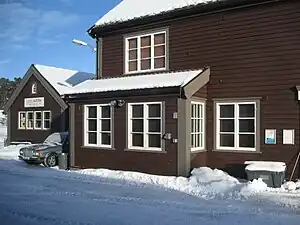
[18,132,69,167]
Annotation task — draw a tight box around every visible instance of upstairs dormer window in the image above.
[31,83,37,94]
[125,29,167,74]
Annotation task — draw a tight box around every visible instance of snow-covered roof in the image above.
[34,64,95,95]
[94,0,217,27]
[65,69,203,95]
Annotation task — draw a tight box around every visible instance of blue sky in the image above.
[0,0,122,79]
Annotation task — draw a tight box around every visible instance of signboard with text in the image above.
[24,97,45,108]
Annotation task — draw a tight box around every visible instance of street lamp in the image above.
[72,39,96,52]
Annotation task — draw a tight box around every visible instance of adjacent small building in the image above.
[3,64,94,144]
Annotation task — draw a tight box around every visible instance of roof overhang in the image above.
[64,67,210,101]
[88,0,280,37]
[3,65,68,113]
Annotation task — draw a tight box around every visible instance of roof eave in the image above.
[88,0,278,37]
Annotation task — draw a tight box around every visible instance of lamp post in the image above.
[72,39,96,52]
[72,38,100,79]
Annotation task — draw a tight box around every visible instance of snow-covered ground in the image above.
[0,134,300,224]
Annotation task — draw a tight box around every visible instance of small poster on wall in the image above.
[265,129,276,144]
[283,129,294,145]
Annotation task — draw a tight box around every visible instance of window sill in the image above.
[124,68,167,76]
[81,146,116,151]
[191,149,207,153]
[124,148,167,154]
[212,149,262,154]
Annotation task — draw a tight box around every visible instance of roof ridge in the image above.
[34,64,78,73]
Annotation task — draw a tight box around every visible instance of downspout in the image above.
[95,37,103,79]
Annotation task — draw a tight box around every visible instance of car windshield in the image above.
[44,133,67,145]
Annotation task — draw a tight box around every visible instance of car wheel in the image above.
[44,154,57,167]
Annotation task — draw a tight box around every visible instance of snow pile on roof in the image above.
[34,64,94,95]
[94,0,217,27]
[245,161,286,172]
[65,69,203,95]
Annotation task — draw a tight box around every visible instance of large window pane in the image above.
[148,119,161,132]
[129,61,137,72]
[88,132,97,144]
[132,105,143,118]
[239,104,255,118]
[101,133,111,145]
[88,120,97,131]
[154,57,165,69]
[129,50,137,60]
[88,106,97,118]
[101,119,110,131]
[141,47,151,58]
[220,119,234,132]
[239,119,254,133]
[220,134,234,147]
[128,38,137,49]
[220,105,234,118]
[154,33,165,45]
[141,59,151,70]
[154,46,165,57]
[148,134,161,148]
[132,119,143,132]
[148,104,161,117]
[132,134,143,147]
[44,121,50,129]
[239,134,255,148]
[101,106,111,118]
[141,36,151,47]
[44,111,51,120]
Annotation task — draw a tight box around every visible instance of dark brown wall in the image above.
[10,75,65,143]
[99,0,300,178]
[73,95,178,176]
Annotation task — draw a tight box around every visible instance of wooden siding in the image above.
[10,75,66,143]
[73,95,179,176]
[98,0,300,178]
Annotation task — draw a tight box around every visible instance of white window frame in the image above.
[31,83,37,94]
[18,111,26,130]
[26,111,34,130]
[125,30,167,74]
[42,111,51,130]
[34,111,42,130]
[216,101,257,151]
[84,104,113,148]
[191,101,205,151]
[127,102,163,151]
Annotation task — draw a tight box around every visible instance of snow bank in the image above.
[245,161,286,172]
[0,126,7,149]
[0,144,27,160]
[74,167,272,201]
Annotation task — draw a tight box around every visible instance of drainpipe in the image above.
[95,37,103,79]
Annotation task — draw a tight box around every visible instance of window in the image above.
[191,102,205,151]
[18,112,26,129]
[84,105,112,148]
[216,102,257,151]
[18,110,51,130]
[125,30,167,73]
[26,111,34,129]
[43,111,51,130]
[128,102,163,151]
[31,83,37,94]
[34,111,42,129]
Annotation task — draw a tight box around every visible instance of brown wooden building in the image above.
[3,64,94,144]
[67,0,300,179]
